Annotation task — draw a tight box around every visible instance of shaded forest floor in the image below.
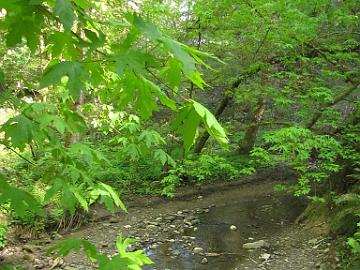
[1,179,340,270]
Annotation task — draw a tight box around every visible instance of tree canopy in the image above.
[0,0,359,269]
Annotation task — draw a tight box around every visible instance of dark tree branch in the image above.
[306,82,360,129]
[1,143,35,165]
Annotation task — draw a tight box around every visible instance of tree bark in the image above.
[193,65,263,153]
[193,95,232,153]
[64,24,85,146]
[238,97,266,154]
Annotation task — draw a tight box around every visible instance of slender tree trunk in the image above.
[238,97,266,154]
[64,24,85,146]
[193,95,232,153]
[193,65,263,153]
[64,91,84,146]
[189,18,201,99]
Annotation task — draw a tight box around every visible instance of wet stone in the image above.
[205,252,221,257]
[100,242,109,248]
[243,240,270,249]
[193,247,204,254]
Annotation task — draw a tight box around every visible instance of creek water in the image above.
[143,191,306,270]
[41,181,309,270]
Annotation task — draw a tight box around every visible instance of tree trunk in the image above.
[193,65,263,154]
[64,91,84,146]
[64,24,85,147]
[238,98,266,154]
[193,95,232,153]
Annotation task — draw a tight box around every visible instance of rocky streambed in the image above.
[1,180,339,269]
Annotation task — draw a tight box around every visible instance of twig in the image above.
[1,144,35,165]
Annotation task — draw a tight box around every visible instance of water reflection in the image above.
[144,194,306,270]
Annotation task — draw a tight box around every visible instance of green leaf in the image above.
[1,115,34,150]
[171,101,228,151]
[138,130,165,148]
[131,14,162,40]
[142,78,177,111]
[4,2,44,53]
[113,49,153,76]
[154,149,167,165]
[0,69,5,86]
[90,183,126,213]
[36,114,68,134]
[69,186,89,212]
[192,101,228,148]
[62,186,78,215]
[53,0,76,32]
[135,84,159,119]
[41,61,88,99]
[160,59,182,92]
[48,239,83,257]
[154,149,176,167]
[171,104,201,151]
[0,174,44,218]
[115,234,153,267]
[162,37,197,77]
[47,31,77,58]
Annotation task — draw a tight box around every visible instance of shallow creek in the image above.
[60,180,308,270]
[4,179,328,269]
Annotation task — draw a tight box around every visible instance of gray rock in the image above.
[201,257,208,264]
[109,216,119,223]
[100,242,109,248]
[192,218,200,225]
[230,225,237,231]
[243,240,270,249]
[146,224,157,231]
[64,267,79,270]
[193,247,204,254]
[205,252,221,257]
[64,266,78,270]
[259,253,271,261]
[23,244,37,253]
[165,215,176,221]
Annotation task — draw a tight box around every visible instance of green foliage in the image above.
[348,219,360,254]
[0,173,44,218]
[161,154,254,196]
[0,221,8,248]
[251,127,343,197]
[53,0,76,32]
[171,100,228,151]
[49,233,152,270]
[41,61,88,99]
[334,191,360,268]
[332,193,360,236]
[0,0,359,268]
